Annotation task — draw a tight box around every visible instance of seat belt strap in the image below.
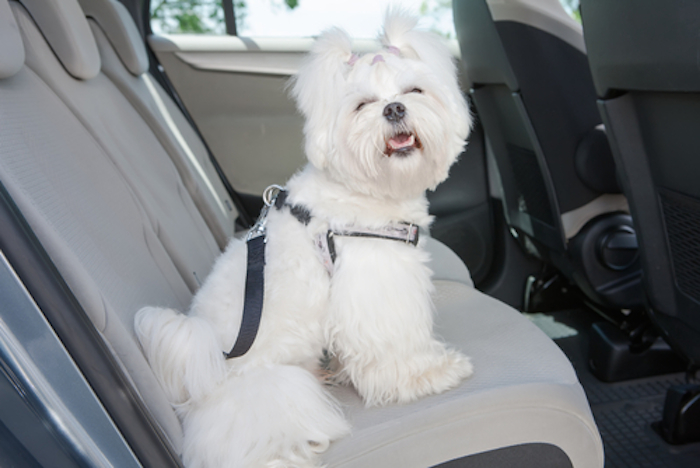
[223,186,280,359]
[224,235,265,359]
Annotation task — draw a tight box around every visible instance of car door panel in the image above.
[149,35,308,196]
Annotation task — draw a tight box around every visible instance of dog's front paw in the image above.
[417,348,473,395]
[351,347,473,406]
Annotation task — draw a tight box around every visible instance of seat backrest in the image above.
[16,0,221,294]
[1,0,188,451]
[453,0,619,252]
[77,0,239,250]
[581,0,700,365]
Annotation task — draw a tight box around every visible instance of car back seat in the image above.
[77,0,239,250]
[15,0,220,295]
[0,0,190,453]
[1,0,604,466]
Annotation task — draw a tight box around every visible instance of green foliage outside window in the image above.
[559,0,581,22]
[150,0,298,35]
[419,0,453,39]
[150,1,575,39]
[151,0,224,34]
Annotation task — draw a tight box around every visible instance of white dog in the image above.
[135,11,473,468]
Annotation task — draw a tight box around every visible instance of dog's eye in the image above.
[408,88,423,94]
[356,101,369,112]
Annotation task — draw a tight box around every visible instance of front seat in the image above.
[452,0,641,311]
[580,0,700,443]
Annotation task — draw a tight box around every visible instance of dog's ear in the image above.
[380,9,471,139]
[290,27,354,170]
[380,8,452,74]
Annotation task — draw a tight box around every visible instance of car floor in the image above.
[526,308,700,468]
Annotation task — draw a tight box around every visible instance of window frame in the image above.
[222,0,238,35]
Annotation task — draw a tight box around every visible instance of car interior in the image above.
[0,0,698,467]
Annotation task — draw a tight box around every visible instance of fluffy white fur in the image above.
[135,10,473,468]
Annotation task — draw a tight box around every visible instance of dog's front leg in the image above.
[325,241,473,406]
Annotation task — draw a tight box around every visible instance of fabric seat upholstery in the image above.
[1,1,191,450]
[14,0,221,294]
[79,0,239,249]
[324,280,602,467]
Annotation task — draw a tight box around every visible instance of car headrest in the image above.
[78,0,149,76]
[0,0,25,79]
[20,0,101,80]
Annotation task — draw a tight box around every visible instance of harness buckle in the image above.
[406,223,419,246]
[246,185,284,242]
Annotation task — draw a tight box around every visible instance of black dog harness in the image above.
[224,185,420,359]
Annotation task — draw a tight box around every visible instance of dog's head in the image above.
[290,10,472,200]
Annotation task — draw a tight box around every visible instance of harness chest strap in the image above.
[225,187,419,359]
[316,223,419,274]
[275,189,419,269]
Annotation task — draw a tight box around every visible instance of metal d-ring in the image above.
[263,184,284,207]
[246,184,282,242]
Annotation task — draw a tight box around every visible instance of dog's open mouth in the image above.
[385,132,422,157]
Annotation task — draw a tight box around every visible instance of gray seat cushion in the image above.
[324,281,603,467]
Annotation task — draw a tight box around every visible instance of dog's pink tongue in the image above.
[388,133,415,149]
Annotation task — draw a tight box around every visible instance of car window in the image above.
[151,0,228,34]
[559,0,581,22]
[150,0,456,38]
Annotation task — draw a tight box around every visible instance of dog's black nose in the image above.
[383,102,406,122]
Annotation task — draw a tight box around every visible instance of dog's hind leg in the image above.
[180,364,349,468]
[135,307,227,405]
